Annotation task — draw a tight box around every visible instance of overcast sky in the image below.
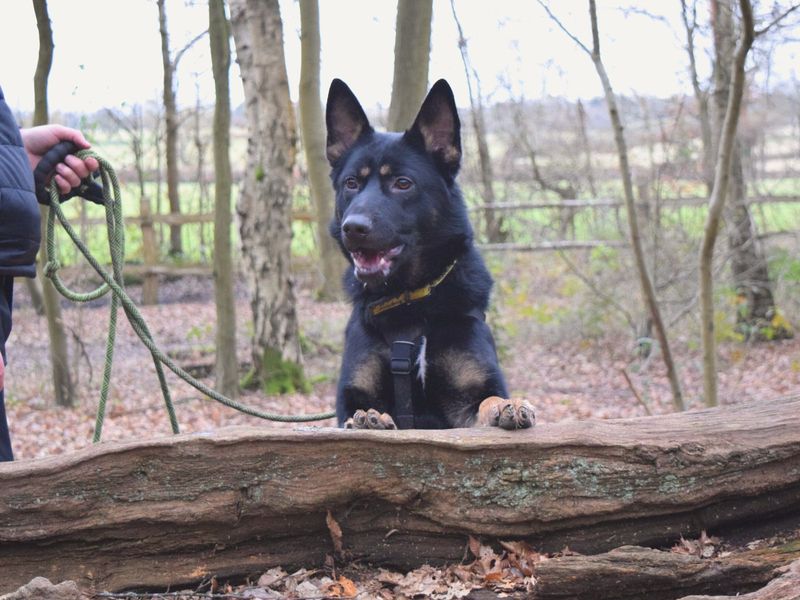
[0,1,797,117]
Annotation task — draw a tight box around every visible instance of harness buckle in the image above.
[390,341,415,375]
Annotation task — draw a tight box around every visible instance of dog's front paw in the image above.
[343,408,397,430]
[476,396,535,430]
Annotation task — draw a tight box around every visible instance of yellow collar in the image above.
[369,261,458,317]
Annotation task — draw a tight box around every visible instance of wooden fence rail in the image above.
[69,196,800,227]
[467,195,800,212]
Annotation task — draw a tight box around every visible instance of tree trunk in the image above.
[681,0,714,193]
[298,0,345,301]
[32,0,74,408]
[577,99,598,197]
[710,0,789,342]
[208,0,238,399]
[22,279,45,316]
[699,0,754,407]
[386,0,433,132]
[140,196,159,305]
[157,0,183,257]
[1,395,799,594]
[229,0,306,394]
[540,0,684,411]
[450,0,505,243]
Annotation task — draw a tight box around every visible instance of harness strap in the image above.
[383,309,485,430]
[390,340,416,429]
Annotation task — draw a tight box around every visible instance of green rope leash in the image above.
[43,150,335,442]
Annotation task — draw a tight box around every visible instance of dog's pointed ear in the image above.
[404,79,462,177]
[326,79,373,165]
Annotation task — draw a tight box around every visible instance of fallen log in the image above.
[677,558,800,600]
[1,395,799,593]
[533,542,800,600]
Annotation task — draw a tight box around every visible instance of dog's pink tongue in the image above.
[352,249,396,277]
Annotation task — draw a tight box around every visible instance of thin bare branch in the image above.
[557,249,637,333]
[754,3,800,37]
[536,0,592,55]
[174,29,209,69]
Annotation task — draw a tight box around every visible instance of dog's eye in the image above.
[344,176,359,191]
[394,177,413,191]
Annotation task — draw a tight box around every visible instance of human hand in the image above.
[20,125,100,195]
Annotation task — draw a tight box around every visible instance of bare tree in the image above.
[32,0,75,408]
[386,0,433,131]
[299,0,345,301]
[711,0,791,343]
[156,0,207,257]
[539,0,685,411]
[229,0,308,394]
[208,0,238,398]
[450,0,505,242]
[681,0,715,192]
[700,0,780,407]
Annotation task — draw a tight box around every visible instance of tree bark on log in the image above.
[677,559,800,600]
[1,396,799,593]
[534,544,800,600]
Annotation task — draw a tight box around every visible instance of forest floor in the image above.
[5,266,799,460]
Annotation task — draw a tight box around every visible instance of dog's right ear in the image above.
[326,79,373,165]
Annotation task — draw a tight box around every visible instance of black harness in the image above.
[367,263,484,429]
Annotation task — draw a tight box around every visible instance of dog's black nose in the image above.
[342,214,373,239]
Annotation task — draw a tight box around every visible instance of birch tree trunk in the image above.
[710,0,790,343]
[32,0,74,408]
[157,0,183,257]
[299,0,345,301]
[699,0,754,407]
[386,0,433,132]
[209,0,238,398]
[229,0,307,394]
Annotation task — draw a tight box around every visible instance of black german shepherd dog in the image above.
[326,79,534,430]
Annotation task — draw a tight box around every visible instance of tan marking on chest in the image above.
[351,353,382,395]
[434,349,487,392]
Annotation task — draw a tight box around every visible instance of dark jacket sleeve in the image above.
[0,85,41,278]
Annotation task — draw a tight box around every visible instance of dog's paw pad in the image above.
[344,409,397,430]
[477,397,535,430]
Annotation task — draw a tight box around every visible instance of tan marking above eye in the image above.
[379,164,392,176]
[359,166,371,178]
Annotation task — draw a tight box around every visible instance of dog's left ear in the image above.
[404,79,462,177]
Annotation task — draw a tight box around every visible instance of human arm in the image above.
[20,125,100,195]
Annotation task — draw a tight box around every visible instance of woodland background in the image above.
[2,0,800,459]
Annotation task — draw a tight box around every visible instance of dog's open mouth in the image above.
[351,245,404,280]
